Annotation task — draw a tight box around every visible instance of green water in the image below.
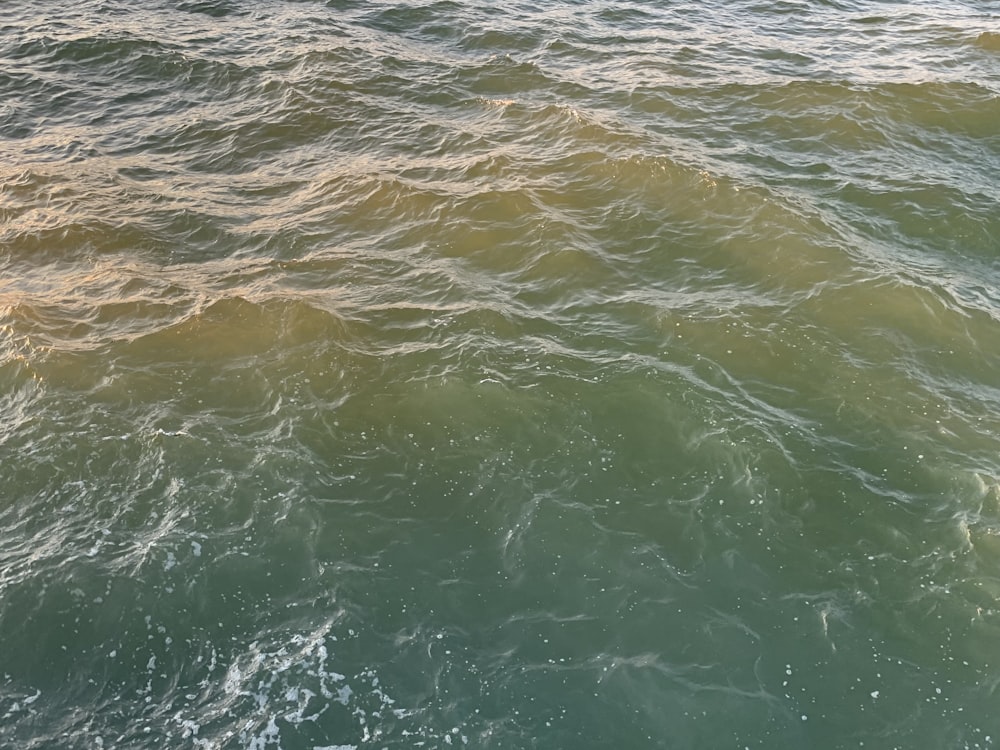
[2,1,1000,747]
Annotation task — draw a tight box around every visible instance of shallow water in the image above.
[2,1,1000,748]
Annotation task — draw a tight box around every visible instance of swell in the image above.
[2,2,1000,748]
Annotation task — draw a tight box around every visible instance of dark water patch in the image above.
[174,0,245,18]
[0,69,88,139]
[360,0,467,38]
[122,296,353,366]
[975,30,1000,51]
[1,217,160,265]
[834,178,1000,262]
[853,15,892,25]
[451,53,562,99]
[868,81,1000,141]
[592,4,656,28]
[5,32,180,70]
[456,25,548,56]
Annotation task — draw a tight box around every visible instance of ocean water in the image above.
[2,0,999,747]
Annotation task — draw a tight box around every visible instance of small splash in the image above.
[164,623,475,750]
[478,97,517,107]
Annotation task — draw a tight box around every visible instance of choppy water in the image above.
[2,1,1000,747]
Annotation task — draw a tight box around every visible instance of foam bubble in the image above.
[171,624,473,750]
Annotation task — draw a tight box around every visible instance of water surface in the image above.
[2,1,1000,747]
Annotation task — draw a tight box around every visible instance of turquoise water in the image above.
[2,1,1000,747]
